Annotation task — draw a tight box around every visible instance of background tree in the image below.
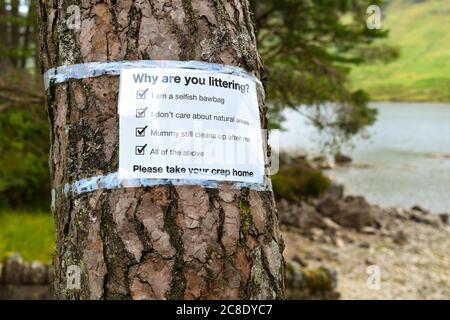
[250,0,398,149]
[0,0,47,209]
[39,0,285,299]
[0,0,39,70]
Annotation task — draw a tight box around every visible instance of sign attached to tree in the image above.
[118,67,265,184]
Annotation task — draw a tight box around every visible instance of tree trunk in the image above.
[20,0,37,69]
[9,0,20,67]
[39,0,284,300]
[0,0,8,68]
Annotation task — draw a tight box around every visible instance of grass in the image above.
[350,0,450,102]
[0,211,54,263]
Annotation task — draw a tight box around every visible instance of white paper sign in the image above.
[118,67,265,184]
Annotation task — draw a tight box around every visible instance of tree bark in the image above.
[39,0,284,300]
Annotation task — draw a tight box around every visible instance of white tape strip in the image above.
[44,60,261,89]
[51,172,272,199]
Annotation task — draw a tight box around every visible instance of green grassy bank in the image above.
[0,211,54,263]
[351,0,450,102]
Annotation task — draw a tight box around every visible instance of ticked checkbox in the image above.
[136,88,149,99]
[136,107,148,118]
[136,126,148,137]
[135,144,148,155]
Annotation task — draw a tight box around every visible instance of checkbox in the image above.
[136,107,148,118]
[135,144,147,155]
[136,88,149,99]
[136,126,148,137]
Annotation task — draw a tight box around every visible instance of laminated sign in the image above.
[118,67,265,184]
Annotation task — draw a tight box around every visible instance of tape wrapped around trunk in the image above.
[45,60,273,206]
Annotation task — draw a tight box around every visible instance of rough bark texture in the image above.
[39,0,285,300]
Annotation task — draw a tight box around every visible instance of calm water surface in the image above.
[279,102,450,213]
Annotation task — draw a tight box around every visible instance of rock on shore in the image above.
[279,183,450,299]
[0,253,53,300]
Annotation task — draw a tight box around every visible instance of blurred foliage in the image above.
[0,106,50,209]
[334,151,352,164]
[250,0,398,148]
[0,0,38,70]
[0,1,47,210]
[272,154,331,201]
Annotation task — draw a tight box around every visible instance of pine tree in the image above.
[39,0,285,300]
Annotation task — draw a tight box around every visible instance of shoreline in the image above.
[278,182,450,299]
[368,100,450,104]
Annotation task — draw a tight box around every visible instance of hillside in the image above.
[350,0,450,102]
